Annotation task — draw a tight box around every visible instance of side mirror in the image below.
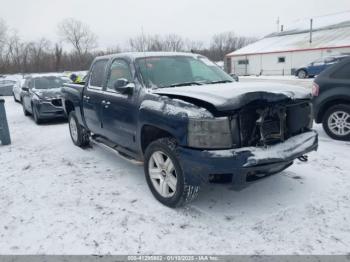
[22,87,29,92]
[113,78,134,95]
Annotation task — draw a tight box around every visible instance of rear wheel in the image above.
[323,104,350,141]
[144,138,200,207]
[68,111,90,147]
[297,69,307,79]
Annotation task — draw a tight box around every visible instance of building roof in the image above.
[227,12,350,57]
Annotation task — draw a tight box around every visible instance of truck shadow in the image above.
[38,118,67,126]
[188,169,312,217]
[91,138,312,217]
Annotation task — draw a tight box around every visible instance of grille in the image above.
[51,99,62,107]
[238,102,311,147]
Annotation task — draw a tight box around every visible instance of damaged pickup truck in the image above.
[62,52,318,207]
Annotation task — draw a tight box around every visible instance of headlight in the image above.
[187,117,233,149]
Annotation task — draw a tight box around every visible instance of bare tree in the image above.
[28,38,51,71]
[58,18,97,59]
[0,19,7,58]
[128,35,146,52]
[54,43,63,71]
[164,34,184,51]
[185,40,204,52]
[1,20,257,74]
[209,31,257,61]
[129,34,165,52]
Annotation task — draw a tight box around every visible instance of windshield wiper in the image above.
[168,81,203,88]
[208,80,233,84]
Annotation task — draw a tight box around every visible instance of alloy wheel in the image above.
[327,111,350,136]
[298,70,306,78]
[148,151,177,198]
[69,116,79,143]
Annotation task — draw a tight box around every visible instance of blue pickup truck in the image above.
[62,52,318,207]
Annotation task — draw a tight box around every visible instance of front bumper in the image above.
[178,130,318,186]
[36,101,65,119]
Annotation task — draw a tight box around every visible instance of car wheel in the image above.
[144,138,200,207]
[22,103,30,116]
[32,104,42,124]
[297,69,307,79]
[323,104,350,141]
[68,111,90,147]
[13,94,18,103]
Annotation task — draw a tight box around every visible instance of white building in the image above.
[226,13,350,76]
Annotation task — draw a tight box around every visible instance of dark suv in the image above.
[313,57,350,141]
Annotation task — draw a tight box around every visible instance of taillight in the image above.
[312,82,319,97]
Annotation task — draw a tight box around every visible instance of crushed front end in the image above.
[178,100,318,186]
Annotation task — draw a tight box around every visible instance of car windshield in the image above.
[136,56,233,88]
[33,76,66,89]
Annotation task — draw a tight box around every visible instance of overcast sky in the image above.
[0,0,349,49]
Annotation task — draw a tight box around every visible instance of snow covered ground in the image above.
[0,97,349,255]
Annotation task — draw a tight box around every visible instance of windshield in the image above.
[33,76,67,90]
[136,56,233,88]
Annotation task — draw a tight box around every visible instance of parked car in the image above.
[12,78,26,102]
[0,79,17,96]
[312,57,350,141]
[295,55,348,79]
[62,52,318,207]
[22,75,68,124]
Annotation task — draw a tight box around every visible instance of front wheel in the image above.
[32,104,42,124]
[323,104,350,141]
[297,69,307,79]
[68,111,90,147]
[144,138,200,207]
[22,102,30,116]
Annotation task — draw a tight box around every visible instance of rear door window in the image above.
[89,59,108,89]
[331,63,350,80]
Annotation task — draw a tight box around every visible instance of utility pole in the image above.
[276,17,280,32]
[309,19,313,44]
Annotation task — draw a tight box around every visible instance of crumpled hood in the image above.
[153,82,311,111]
[33,88,63,100]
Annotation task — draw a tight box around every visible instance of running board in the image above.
[90,137,143,166]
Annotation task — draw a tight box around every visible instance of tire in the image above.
[297,69,307,79]
[68,111,90,147]
[322,104,350,141]
[22,102,30,116]
[13,94,18,103]
[32,104,42,124]
[144,138,200,207]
